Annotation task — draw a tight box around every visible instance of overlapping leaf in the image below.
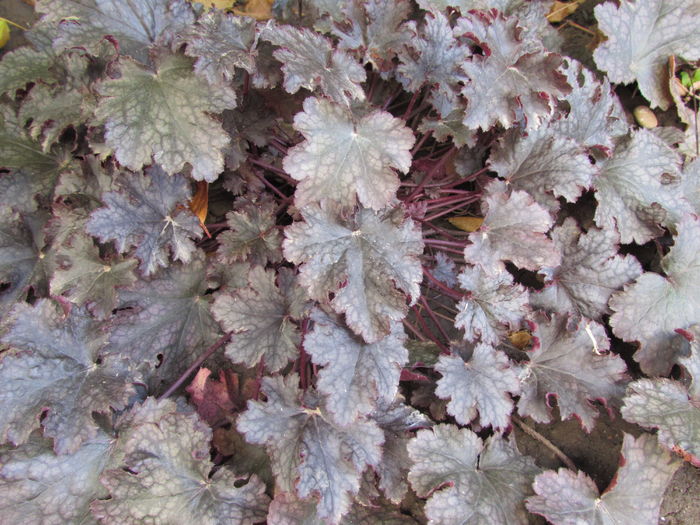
[593,129,689,244]
[50,231,138,319]
[463,180,560,274]
[283,204,423,343]
[304,309,408,425]
[93,397,270,524]
[94,54,237,181]
[396,11,469,93]
[333,0,413,70]
[593,0,700,110]
[532,218,643,321]
[456,10,570,131]
[0,431,114,524]
[610,215,700,375]
[0,300,136,454]
[215,198,282,266]
[105,256,221,388]
[455,264,529,345]
[0,23,60,96]
[212,266,308,372]
[369,397,430,503]
[237,374,384,523]
[283,96,415,210]
[182,10,258,85]
[261,22,366,106]
[517,313,628,431]
[435,342,520,430]
[38,0,195,63]
[488,127,595,212]
[527,434,681,524]
[621,327,700,465]
[86,166,201,276]
[407,424,539,524]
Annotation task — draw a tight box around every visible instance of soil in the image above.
[1,0,698,523]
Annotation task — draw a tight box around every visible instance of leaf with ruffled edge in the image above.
[463,180,560,275]
[456,10,570,131]
[182,10,258,85]
[304,309,408,426]
[488,127,595,213]
[527,434,681,524]
[593,129,690,244]
[396,11,469,93]
[0,300,136,454]
[105,256,221,390]
[283,96,414,210]
[408,424,539,524]
[94,54,236,182]
[620,326,700,466]
[215,198,282,266]
[37,0,195,64]
[212,266,309,373]
[517,313,627,431]
[237,374,384,523]
[261,22,366,106]
[435,342,520,430]
[333,0,413,71]
[0,23,59,97]
[610,214,700,376]
[86,165,201,276]
[531,217,642,321]
[455,264,529,345]
[593,0,700,110]
[284,204,423,343]
[0,430,114,524]
[50,231,138,319]
[93,397,269,524]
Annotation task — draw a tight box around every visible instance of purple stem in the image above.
[159,332,232,400]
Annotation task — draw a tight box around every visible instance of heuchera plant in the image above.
[0,0,699,523]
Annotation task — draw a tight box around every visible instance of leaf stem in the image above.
[159,332,232,400]
[512,415,577,471]
[422,267,465,301]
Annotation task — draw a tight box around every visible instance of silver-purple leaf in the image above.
[408,424,539,524]
[456,10,570,131]
[283,205,423,343]
[212,266,309,373]
[182,11,258,85]
[517,314,627,431]
[488,127,595,212]
[593,0,700,110]
[455,264,529,345]
[283,96,415,210]
[609,215,700,375]
[93,398,270,524]
[527,434,681,524]
[38,0,195,64]
[593,129,690,244]
[304,309,408,425]
[0,300,136,454]
[86,166,201,276]
[435,343,520,430]
[262,22,366,106]
[237,374,384,523]
[0,430,113,524]
[532,218,642,321]
[463,180,560,274]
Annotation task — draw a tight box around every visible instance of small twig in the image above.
[159,332,232,400]
[512,415,577,471]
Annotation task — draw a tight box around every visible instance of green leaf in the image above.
[94,54,237,182]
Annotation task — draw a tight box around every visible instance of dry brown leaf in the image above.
[232,0,274,20]
[508,330,532,349]
[547,0,583,23]
[448,216,484,232]
[189,180,211,238]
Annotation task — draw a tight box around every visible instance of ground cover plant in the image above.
[0,0,699,523]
